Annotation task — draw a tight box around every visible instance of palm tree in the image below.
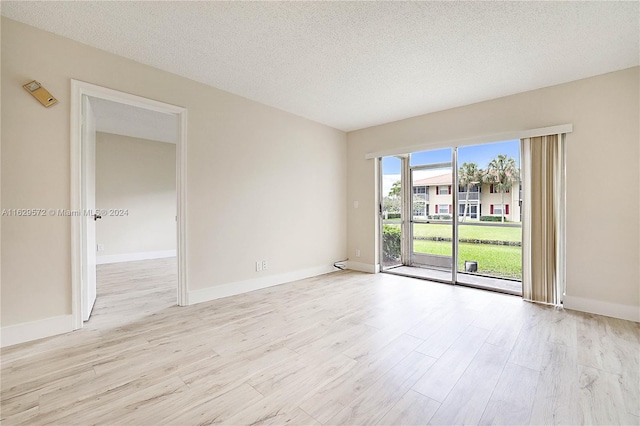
[484,155,519,223]
[458,162,483,222]
[389,180,401,198]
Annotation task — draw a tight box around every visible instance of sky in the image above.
[381,139,520,196]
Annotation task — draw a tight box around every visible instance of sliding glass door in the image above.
[380,141,523,295]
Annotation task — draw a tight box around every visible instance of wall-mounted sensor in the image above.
[23,80,58,107]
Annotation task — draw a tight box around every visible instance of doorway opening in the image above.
[380,140,523,295]
[92,118,177,328]
[70,81,187,330]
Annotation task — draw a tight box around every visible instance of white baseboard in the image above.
[563,295,640,322]
[1,315,74,348]
[97,249,176,265]
[346,261,380,274]
[188,264,336,305]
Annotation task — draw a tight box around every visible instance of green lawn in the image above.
[382,222,522,280]
[413,240,522,280]
[413,223,521,242]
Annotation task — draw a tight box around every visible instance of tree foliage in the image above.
[484,155,519,222]
[388,180,401,198]
[383,196,401,213]
[382,225,401,262]
[458,162,483,222]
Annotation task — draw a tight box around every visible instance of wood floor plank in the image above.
[41,375,188,425]
[1,363,97,402]
[0,405,39,425]
[250,351,357,398]
[478,362,539,425]
[249,407,322,426]
[411,326,490,402]
[545,308,578,347]
[295,322,378,356]
[179,346,298,395]
[377,389,440,426]
[405,306,459,341]
[577,313,639,376]
[428,343,509,425]
[577,365,630,425]
[485,308,525,350]
[626,413,640,425]
[37,345,216,415]
[603,315,640,344]
[298,334,423,424]
[340,324,408,360]
[414,313,473,359]
[471,298,521,332]
[158,383,264,425]
[508,318,551,372]
[220,352,358,425]
[327,351,436,425]
[1,260,638,425]
[529,342,579,425]
[0,390,39,421]
[620,369,640,417]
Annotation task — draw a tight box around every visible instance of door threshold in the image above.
[382,266,522,297]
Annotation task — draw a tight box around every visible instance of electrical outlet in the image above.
[97,244,105,252]
[262,260,268,270]
[256,261,262,272]
[355,249,361,257]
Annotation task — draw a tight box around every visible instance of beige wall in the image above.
[1,18,347,326]
[480,183,520,222]
[96,133,176,257]
[348,67,640,311]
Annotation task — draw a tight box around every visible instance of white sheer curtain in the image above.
[521,134,566,304]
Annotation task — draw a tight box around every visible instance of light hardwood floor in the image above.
[1,258,639,425]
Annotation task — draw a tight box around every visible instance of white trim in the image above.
[188,265,336,305]
[563,295,640,323]
[97,250,177,265]
[346,261,380,274]
[70,81,82,330]
[71,80,188,331]
[177,108,188,308]
[365,124,574,160]
[1,315,74,348]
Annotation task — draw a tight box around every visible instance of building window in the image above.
[437,204,450,214]
[413,185,428,201]
[459,184,479,193]
[491,204,509,215]
[413,201,427,217]
[437,185,450,195]
[459,204,478,218]
[490,184,511,194]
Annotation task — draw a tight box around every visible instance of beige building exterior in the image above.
[412,173,521,222]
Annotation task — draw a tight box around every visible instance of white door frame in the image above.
[70,80,188,330]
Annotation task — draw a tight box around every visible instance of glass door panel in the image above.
[456,140,523,294]
[381,156,402,270]
[410,149,453,278]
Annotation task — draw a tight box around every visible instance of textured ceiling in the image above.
[89,97,178,144]
[3,1,639,131]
